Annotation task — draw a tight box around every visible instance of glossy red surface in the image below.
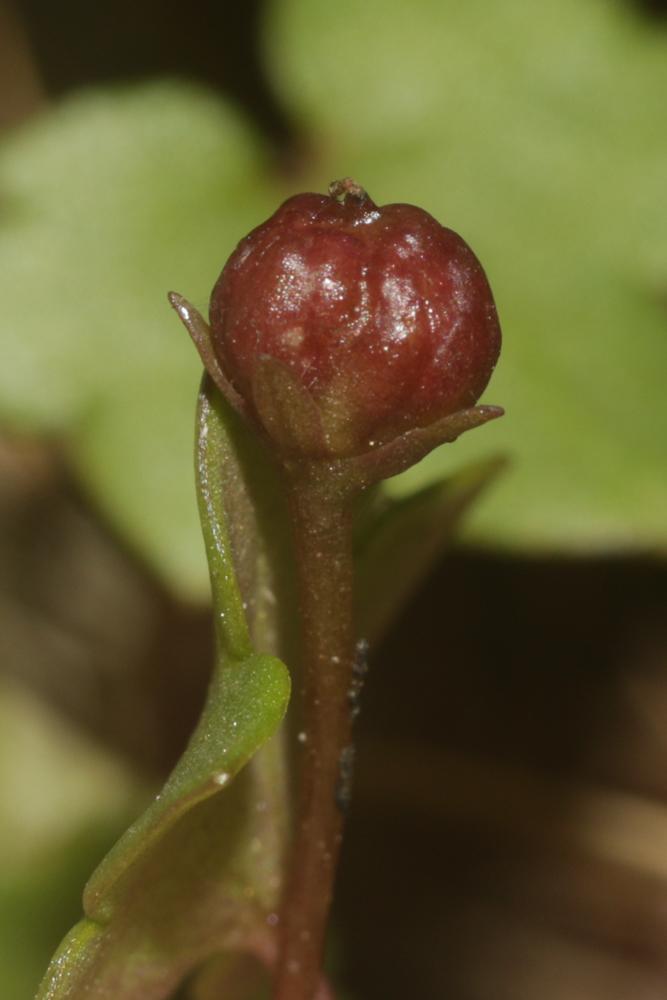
[210,185,501,455]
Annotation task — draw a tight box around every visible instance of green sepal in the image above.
[356,457,506,644]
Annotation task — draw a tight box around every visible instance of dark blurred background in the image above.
[1,1,667,998]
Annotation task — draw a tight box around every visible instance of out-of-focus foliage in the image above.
[1,1,666,604]
[265,0,667,551]
[0,681,140,997]
[0,84,276,599]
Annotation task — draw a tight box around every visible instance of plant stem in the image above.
[273,468,357,1000]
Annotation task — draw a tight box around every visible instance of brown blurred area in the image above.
[1,0,295,146]
[2,2,667,998]
[342,553,667,999]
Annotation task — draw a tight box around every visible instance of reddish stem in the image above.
[273,469,356,1000]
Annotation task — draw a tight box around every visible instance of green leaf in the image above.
[36,381,291,1000]
[0,825,127,1000]
[266,0,667,553]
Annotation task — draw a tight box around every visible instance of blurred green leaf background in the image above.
[1,0,666,997]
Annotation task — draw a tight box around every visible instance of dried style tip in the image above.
[328,177,371,203]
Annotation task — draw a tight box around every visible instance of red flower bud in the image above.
[208,180,501,458]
